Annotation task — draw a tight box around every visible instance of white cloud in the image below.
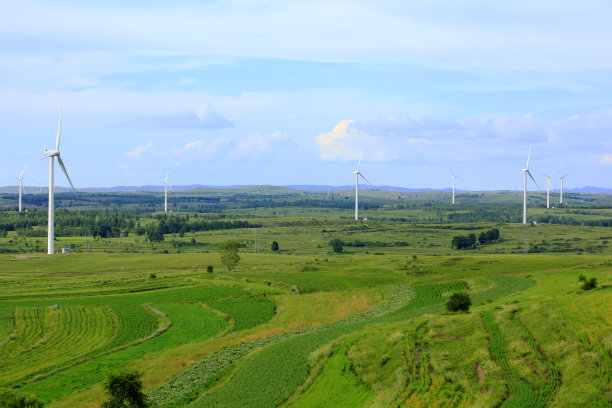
[316,111,612,166]
[316,120,397,162]
[601,154,612,165]
[126,142,154,158]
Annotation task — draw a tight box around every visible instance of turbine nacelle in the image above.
[44,149,60,157]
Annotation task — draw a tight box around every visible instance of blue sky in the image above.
[1,1,612,190]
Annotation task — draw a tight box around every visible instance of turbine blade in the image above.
[57,155,77,197]
[165,171,169,183]
[56,102,62,150]
[527,170,539,189]
[526,144,532,169]
[359,172,373,187]
[22,185,27,196]
[357,150,362,172]
[19,161,29,177]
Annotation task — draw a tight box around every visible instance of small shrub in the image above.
[149,273,156,279]
[446,292,472,312]
[578,273,586,282]
[581,277,597,291]
[206,265,214,273]
[270,241,279,252]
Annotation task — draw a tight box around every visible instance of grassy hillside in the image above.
[0,196,610,407]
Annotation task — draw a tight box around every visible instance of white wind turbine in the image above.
[450,172,459,205]
[43,104,77,254]
[559,173,569,204]
[353,152,372,220]
[520,144,539,224]
[17,162,29,212]
[543,168,556,209]
[164,172,169,213]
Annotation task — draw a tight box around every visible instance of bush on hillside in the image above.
[446,292,472,312]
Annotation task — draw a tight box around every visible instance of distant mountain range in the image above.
[2,184,612,194]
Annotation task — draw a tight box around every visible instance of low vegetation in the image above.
[0,188,610,407]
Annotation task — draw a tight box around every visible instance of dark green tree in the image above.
[101,371,148,408]
[0,389,44,408]
[329,238,343,253]
[446,292,472,312]
[478,232,487,245]
[271,241,279,251]
[217,240,241,270]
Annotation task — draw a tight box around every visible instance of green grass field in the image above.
[0,198,610,407]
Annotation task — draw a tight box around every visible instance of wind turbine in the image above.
[520,144,539,224]
[17,162,29,212]
[164,171,169,213]
[450,172,459,205]
[543,168,555,209]
[559,173,569,204]
[43,103,77,254]
[353,152,372,220]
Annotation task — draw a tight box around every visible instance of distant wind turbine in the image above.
[450,172,459,205]
[543,168,556,209]
[164,171,169,213]
[559,173,569,204]
[43,103,77,254]
[17,162,29,212]
[520,144,539,224]
[353,152,372,220]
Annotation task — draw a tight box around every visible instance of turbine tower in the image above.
[559,173,569,204]
[353,152,371,220]
[17,162,29,212]
[543,168,555,209]
[450,172,458,205]
[43,103,77,254]
[520,144,539,224]
[164,172,169,213]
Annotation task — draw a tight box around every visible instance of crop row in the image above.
[0,307,13,346]
[4,303,161,387]
[151,276,535,408]
[149,285,416,408]
[0,305,116,384]
[481,309,558,408]
[206,297,276,332]
[287,341,372,408]
[512,312,560,407]
[394,322,468,408]
[20,302,227,403]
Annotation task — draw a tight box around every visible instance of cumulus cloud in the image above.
[153,104,233,129]
[316,119,396,161]
[602,154,612,165]
[316,111,612,166]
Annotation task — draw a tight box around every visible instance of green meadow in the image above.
[0,188,610,407]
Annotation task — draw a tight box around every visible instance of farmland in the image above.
[0,187,610,407]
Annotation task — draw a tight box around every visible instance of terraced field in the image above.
[0,241,610,407]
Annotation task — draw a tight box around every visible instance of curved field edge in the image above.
[4,304,161,387]
[19,303,228,403]
[150,275,532,408]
